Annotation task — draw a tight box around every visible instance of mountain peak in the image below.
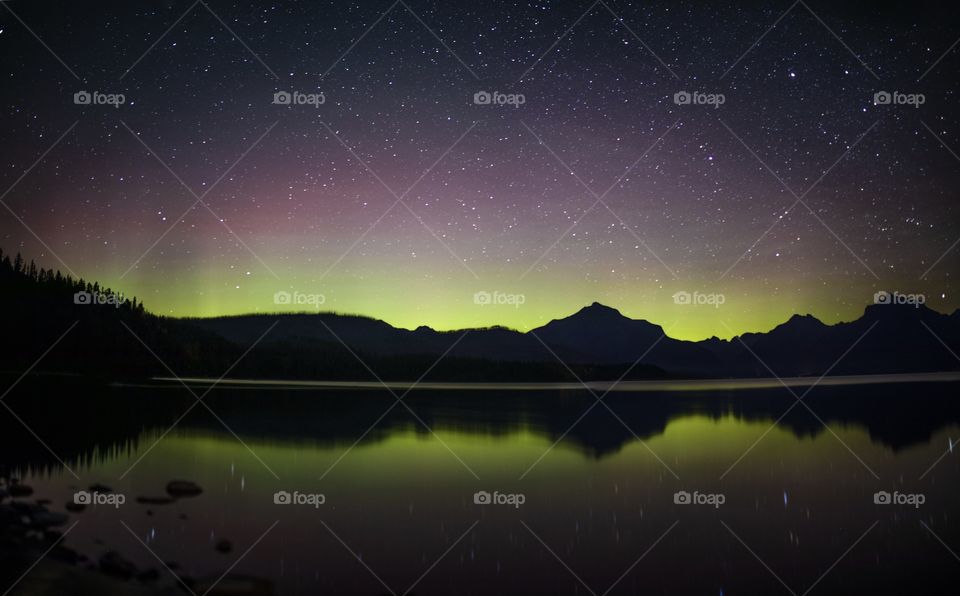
[774,313,827,334]
[576,302,625,319]
[785,313,821,325]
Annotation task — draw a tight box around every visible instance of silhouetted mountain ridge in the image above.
[2,247,958,380]
[194,301,960,378]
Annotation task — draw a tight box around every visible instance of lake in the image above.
[2,377,958,595]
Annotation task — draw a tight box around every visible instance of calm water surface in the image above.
[3,379,959,595]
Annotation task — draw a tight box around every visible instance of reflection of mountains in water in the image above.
[2,378,958,474]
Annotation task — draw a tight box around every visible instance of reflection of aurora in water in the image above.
[4,376,960,473]
[8,380,959,595]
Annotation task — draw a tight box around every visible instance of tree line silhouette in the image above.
[0,248,664,382]
[1,247,145,312]
[0,247,235,378]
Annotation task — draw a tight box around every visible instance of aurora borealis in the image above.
[1,0,958,340]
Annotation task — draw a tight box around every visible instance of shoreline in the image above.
[139,370,960,392]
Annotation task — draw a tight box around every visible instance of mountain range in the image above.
[2,248,957,381]
[192,301,960,379]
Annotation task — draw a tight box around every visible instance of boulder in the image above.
[31,511,69,528]
[66,501,87,513]
[8,484,34,497]
[165,480,203,498]
[99,550,138,580]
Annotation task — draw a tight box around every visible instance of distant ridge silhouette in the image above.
[2,248,958,381]
[194,300,960,378]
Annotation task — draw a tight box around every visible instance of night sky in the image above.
[1,0,958,340]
